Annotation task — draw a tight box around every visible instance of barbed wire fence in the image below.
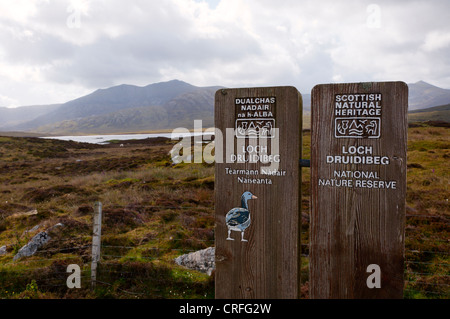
[403,213,449,298]
[0,202,448,298]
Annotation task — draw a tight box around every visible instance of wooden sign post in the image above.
[214,86,302,299]
[310,82,408,298]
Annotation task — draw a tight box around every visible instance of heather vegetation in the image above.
[0,124,448,299]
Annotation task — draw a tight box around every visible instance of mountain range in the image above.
[1,80,222,135]
[0,80,449,135]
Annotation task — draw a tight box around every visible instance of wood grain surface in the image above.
[310,82,408,299]
[214,86,302,299]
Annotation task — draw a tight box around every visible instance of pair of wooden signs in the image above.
[214,82,408,299]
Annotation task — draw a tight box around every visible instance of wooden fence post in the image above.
[214,86,302,299]
[310,82,408,298]
[91,201,102,289]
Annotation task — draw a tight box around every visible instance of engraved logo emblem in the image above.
[334,93,382,139]
[335,118,381,138]
[235,97,276,139]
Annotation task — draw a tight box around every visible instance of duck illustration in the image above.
[225,191,257,242]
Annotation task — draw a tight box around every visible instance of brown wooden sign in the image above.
[310,82,408,298]
[214,86,302,299]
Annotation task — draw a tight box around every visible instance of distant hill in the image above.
[408,81,450,110]
[299,81,450,112]
[408,103,450,123]
[0,104,61,130]
[0,80,448,135]
[34,86,218,135]
[5,80,222,135]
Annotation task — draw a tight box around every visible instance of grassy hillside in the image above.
[31,88,216,135]
[408,103,450,123]
[6,81,220,135]
[0,136,215,298]
[408,81,450,110]
[0,126,448,299]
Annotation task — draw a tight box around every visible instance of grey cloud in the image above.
[0,28,75,64]
[43,20,262,88]
[15,0,263,90]
[1,0,450,107]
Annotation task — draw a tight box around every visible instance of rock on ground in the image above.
[174,247,215,276]
[12,223,64,261]
[13,232,50,261]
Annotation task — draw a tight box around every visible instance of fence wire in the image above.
[0,203,448,299]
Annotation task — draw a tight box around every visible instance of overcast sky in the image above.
[0,0,449,107]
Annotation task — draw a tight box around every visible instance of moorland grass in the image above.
[0,125,448,299]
